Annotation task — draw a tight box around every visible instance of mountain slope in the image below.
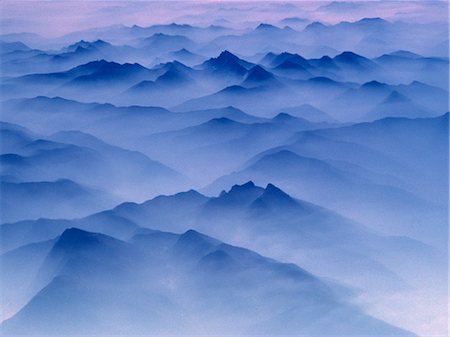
[0,122,191,214]
[0,179,113,223]
[0,227,417,336]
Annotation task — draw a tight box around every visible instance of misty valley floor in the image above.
[0,1,449,336]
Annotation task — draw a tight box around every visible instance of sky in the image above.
[1,1,448,38]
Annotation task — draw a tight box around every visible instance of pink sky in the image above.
[1,1,447,38]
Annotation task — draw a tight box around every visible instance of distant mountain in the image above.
[128,61,195,88]
[387,50,422,59]
[1,39,141,77]
[277,104,336,122]
[174,70,353,117]
[352,17,390,30]
[0,122,36,152]
[325,79,446,121]
[62,60,151,85]
[167,48,205,65]
[142,117,255,155]
[0,123,190,212]
[118,60,214,106]
[260,114,448,247]
[308,55,341,70]
[273,60,313,79]
[301,18,394,57]
[1,238,56,320]
[365,91,431,120]
[206,181,265,209]
[1,41,31,53]
[253,23,284,32]
[200,50,253,77]
[63,39,113,53]
[137,114,329,183]
[333,51,378,69]
[177,106,266,125]
[208,149,349,195]
[241,65,279,87]
[2,59,154,101]
[175,81,289,116]
[0,179,113,223]
[303,21,328,33]
[269,52,312,69]
[279,17,311,29]
[250,23,295,36]
[139,33,195,53]
[0,32,51,49]
[275,59,308,70]
[280,17,310,24]
[395,81,448,112]
[326,80,391,120]
[271,112,330,130]
[124,64,195,101]
[373,54,449,89]
[250,183,298,210]
[259,51,278,65]
[2,96,264,142]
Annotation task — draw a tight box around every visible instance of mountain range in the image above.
[0,226,417,336]
[1,5,448,336]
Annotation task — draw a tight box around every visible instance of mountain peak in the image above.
[67,39,111,52]
[203,50,247,75]
[272,52,310,69]
[72,60,149,77]
[255,23,279,31]
[157,60,191,73]
[230,180,256,191]
[207,181,264,208]
[219,85,247,94]
[333,51,376,69]
[251,183,297,210]
[279,51,298,58]
[308,76,338,85]
[173,229,220,258]
[304,21,327,31]
[260,52,277,64]
[142,32,192,47]
[335,51,363,61]
[356,17,387,25]
[198,249,237,271]
[273,112,296,121]
[206,117,240,126]
[265,183,286,194]
[156,68,190,84]
[388,50,422,59]
[180,229,202,238]
[172,48,194,56]
[311,55,338,69]
[92,39,110,46]
[255,150,305,166]
[218,50,239,61]
[171,189,208,202]
[383,90,409,103]
[151,32,171,38]
[276,59,307,70]
[244,65,275,83]
[226,181,262,195]
[54,228,102,252]
[361,80,387,91]
[167,22,192,28]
